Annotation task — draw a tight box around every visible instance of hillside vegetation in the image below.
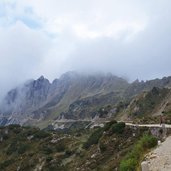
[0,122,157,171]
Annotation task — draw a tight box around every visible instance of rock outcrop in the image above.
[0,72,129,126]
[1,71,171,127]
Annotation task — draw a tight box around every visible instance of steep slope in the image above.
[1,76,51,114]
[0,122,150,171]
[0,72,129,126]
[56,92,121,120]
[1,72,171,127]
[125,76,171,98]
[44,72,128,116]
[118,87,171,124]
[128,87,170,116]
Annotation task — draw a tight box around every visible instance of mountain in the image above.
[109,85,171,126]
[129,87,170,116]
[1,76,51,114]
[53,75,171,128]
[1,71,171,128]
[124,76,171,98]
[0,72,129,127]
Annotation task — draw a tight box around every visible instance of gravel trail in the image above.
[146,136,171,171]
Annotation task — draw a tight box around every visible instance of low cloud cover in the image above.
[0,0,171,97]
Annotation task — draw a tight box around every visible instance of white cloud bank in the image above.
[0,0,171,97]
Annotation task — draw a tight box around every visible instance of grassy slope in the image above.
[0,121,153,171]
[35,75,128,128]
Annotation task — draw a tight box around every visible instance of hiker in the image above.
[160,115,163,125]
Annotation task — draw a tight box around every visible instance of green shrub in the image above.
[6,141,18,155]
[18,143,30,154]
[3,134,9,140]
[8,124,21,129]
[0,159,14,169]
[131,143,143,160]
[103,120,117,131]
[111,122,125,134]
[6,141,30,155]
[42,146,53,154]
[140,134,157,149]
[55,143,66,152]
[46,156,53,162]
[120,158,137,171]
[21,128,39,137]
[119,134,157,171]
[99,142,107,152]
[83,128,103,149]
[65,150,73,157]
[34,130,50,139]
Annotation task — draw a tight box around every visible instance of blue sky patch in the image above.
[18,16,42,29]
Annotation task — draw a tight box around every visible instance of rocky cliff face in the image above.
[124,76,171,98]
[57,92,121,120]
[0,72,129,126]
[0,76,51,114]
[1,72,171,127]
[126,87,170,116]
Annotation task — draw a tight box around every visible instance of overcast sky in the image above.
[0,0,171,97]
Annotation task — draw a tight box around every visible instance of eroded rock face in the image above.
[125,76,171,98]
[1,72,171,127]
[0,72,129,126]
[1,76,51,114]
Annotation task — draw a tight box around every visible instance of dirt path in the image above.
[145,136,171,171]
[125,123,171,128]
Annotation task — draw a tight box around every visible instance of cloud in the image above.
[0,0,171,97]
[0,21,51,97]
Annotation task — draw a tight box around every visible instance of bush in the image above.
[103,120,117,131]
[46,156,53,162]
[83,128,103,149]
[140,134,157,149]
[111,122,125,134]
[120,158,137,171]
[21,128,39,137]
[65,150,73,157]
[0,159,14,169]
[8,124,21,129]
[6,141,18,155]
[43,146,53,154]
[119,134,157,171]
[18,143,30,154]
[6,141,30,155]
[55,143,66,152]
[99,142,107,152]
[34,130,50,139]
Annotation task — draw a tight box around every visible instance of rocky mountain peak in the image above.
[31,76,50,90]
[38,75,45,80]
[0,72,130,126]
[1,72,171,127]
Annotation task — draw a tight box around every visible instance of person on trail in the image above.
[160,115,164,125]
[160,115,163,125]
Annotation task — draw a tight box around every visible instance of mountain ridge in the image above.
[0,72,128,126]
[1,71,171,127]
